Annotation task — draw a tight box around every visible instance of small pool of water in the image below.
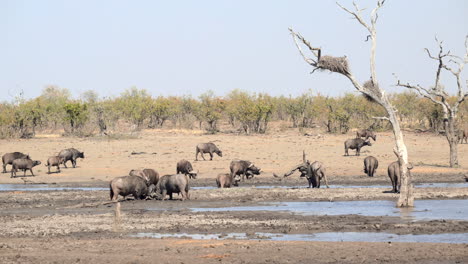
[191,200,468,221]
[195,182,468,190]
[0,184,107,191]
[131,231,468,243]
[1,182,465,192]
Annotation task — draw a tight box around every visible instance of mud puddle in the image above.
[191,200,468,221]
[131,231,468,243]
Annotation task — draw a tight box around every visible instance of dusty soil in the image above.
[1,127,467,263]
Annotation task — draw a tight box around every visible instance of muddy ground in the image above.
[1,127,467,263]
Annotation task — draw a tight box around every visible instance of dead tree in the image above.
[395,36,468,167]
[289,0,414,207]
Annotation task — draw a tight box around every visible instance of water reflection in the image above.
[191,200,468,221]
[131,231,468,244]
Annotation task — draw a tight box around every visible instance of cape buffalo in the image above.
[459,129,467,144]
[11,159,41,178]
[176,159,197,179]
[344,138,372,156]
[216,173,239,188]
[58,148,84,168]
[230,160,261,182]
[2,152,30,173]
[110,176,149,201]
[195,143,222,161]
[46,156,64,174]
[363,156,379,177]
[284,160,328,188]
[387,161,413,193]
[356,129,377,141]
[155,174,190,201]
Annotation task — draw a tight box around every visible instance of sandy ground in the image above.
[0,128,467,183]
[1,127,467,263]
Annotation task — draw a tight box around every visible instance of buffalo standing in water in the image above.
[216,173,239,188]
[387,161,413,193]
[282,151,329,188]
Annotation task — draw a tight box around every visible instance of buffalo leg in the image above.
[344,148,349,156]
[356,147,360,156]
[30,169,34,176]
[56,165,60,173]
[209,152,213,160]
[63,161,68,168]
[48,166,51,174]
[72,159,76,168]
[200,153,206,160]
[169,192,173,200]
[2,164,6,173]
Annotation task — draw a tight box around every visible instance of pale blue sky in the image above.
[1,0,467,101]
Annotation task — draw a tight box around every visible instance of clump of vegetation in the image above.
[0,86,466,139]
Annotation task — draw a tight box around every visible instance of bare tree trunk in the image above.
[446,116,459,167]
[387,107,413,207]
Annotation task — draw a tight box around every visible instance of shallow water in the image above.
[1,182,465,192]
[191,200,468,221]
[198,182,468,190]
[131,231,468,243]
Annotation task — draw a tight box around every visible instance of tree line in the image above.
[1,85,466,139]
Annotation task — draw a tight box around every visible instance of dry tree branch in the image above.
[336,1,371,33]
[289,28,317,66]
[372,116,389,121]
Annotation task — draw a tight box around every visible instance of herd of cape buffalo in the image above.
[4,128,465,201]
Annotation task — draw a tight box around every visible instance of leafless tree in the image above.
[289,0,414,207]
[395,36,468,167]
